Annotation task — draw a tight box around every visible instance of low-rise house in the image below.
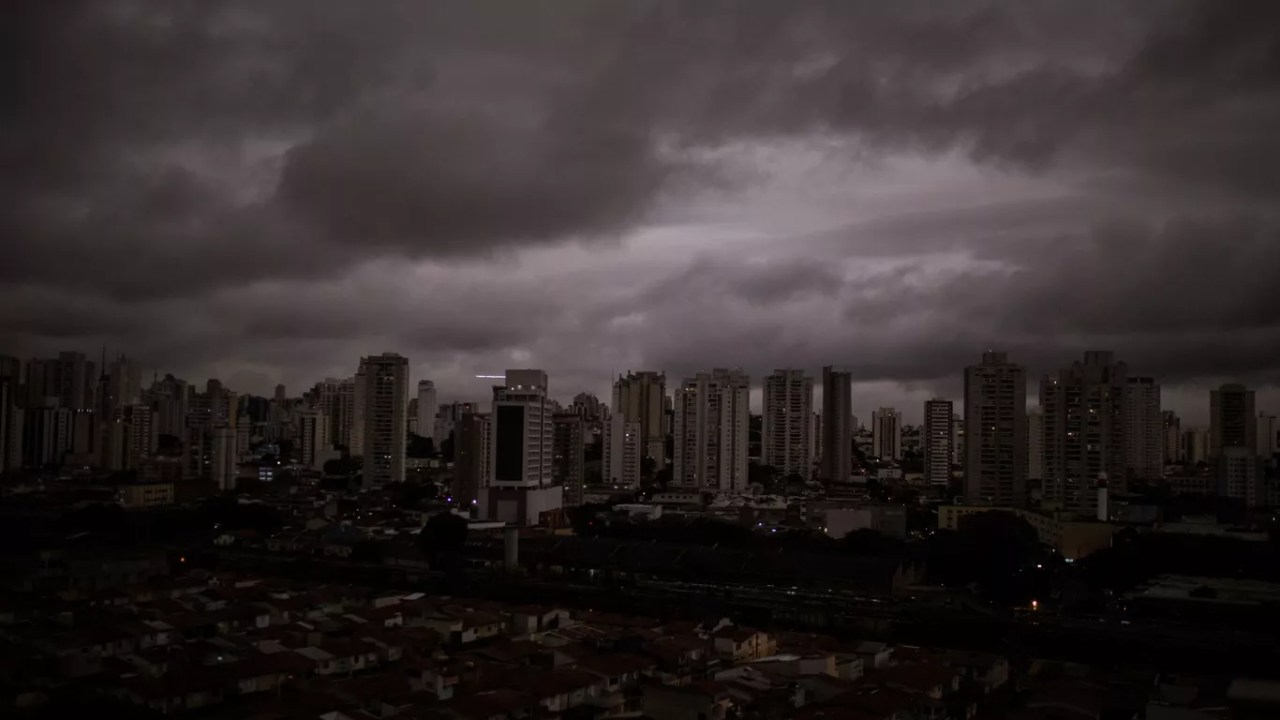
[641,682,735,720]
[509,605,573,636]
[851,641,894,670]
[713,626,776,663]
[408,656,462,700]
[293,639,380,676]
[514,668,606,714]
[446,688,536,720]
[578,653,657,692]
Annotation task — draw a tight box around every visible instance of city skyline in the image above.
[5,2,1280,424]
[1,345,1270,428]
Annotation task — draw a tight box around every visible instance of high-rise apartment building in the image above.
[612,371,668,470]
[307,377,355,450]
[1026,407,1044,485]
[571,392,605,422]
[236,414,252,456]
[297,409,331,470]
[871,407,902,461]
[673,368,750,492]
[0,378,21,474]
[552,413,587,504]
[1210,384,1256,457]
[0,356,19,382]
[69,409,95,460]
[923,399,953,487]
[964,351,1028,508]
[1184,427,1211,465]
[434,401,477,443]
[810,412,823,469]
[204,379,237,426]
[1163,411,1182,464]
[1259,413,1278,457]
[1041,351,1128,517]
[211,426,238,491]
[819,366,853,483]
[22,402,72,468]
[416,380,437,439]
[108,355,142,407]
[122,403,156,468]
[358,353,409,487]
[1123,377,1163,480]
[454,412,492,508]
[148,374,190,438]
[603,413,642,489]
[1217,447,1263,506]
[763,369,813,479]
[24,351,96,411]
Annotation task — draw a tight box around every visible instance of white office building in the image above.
[485,369,561,525]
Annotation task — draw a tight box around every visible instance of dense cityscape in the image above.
[1,349,1278,718]
[8,0,1280,718]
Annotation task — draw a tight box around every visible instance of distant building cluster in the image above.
[2,348,1278,527]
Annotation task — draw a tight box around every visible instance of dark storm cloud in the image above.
[4,0,1280,406]
[2,0,1194,292]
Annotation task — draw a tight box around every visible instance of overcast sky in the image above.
[4,1,1279,423]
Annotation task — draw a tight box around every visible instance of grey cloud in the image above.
[593,213,1280,393]
[4,0,1235,298]
[5,0,1280,409]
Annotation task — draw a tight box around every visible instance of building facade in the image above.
[762,369,814,479]
[871,407,902,462]
[1217,447,1263,506]
[308,377,356,451]
[964,351,1028,508]
[603,413,642,489]
[1210,384,1256,457]
[1163,411,1182,465]
[1123,376,1163,481]
[491,370,553,488]
[486,370,561,525]
[297,409,331,470]
[453,412,492,507]
[673,369,750,492]
[1259,413,1279,458]
[923,399,953,487]
[1184,427,1211,465]
[612,371,668,470]
[416,380,437,439]
[434,402,476,445]
[552,413,587,505]
[1027,407,1044,485]
[819,366,853,483]
[1041,351,1128,517]
[358,353,409,487]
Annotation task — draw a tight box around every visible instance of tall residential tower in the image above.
[673,369,750,492]
[964,351,1028,508]
[358,353,409,487]
[819,366,853,483]
[763,369,813,479]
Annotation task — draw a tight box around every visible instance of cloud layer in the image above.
[4,0,1280,422]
